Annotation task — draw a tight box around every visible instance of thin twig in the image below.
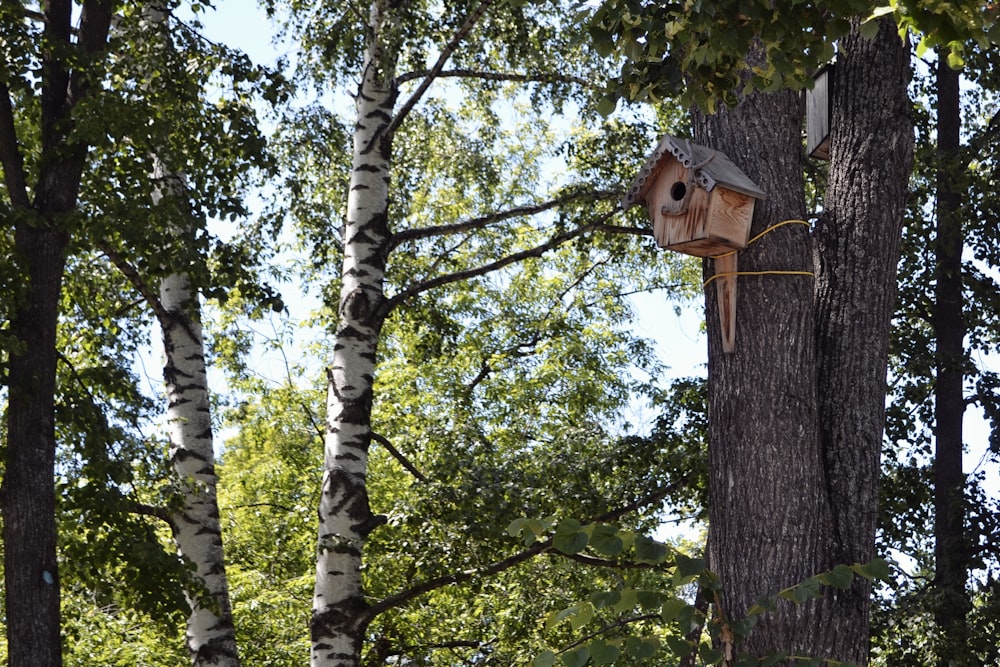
[384,0,495,139]
[394,68,593,89]
[370,432,427,482]
[363,478,685,621]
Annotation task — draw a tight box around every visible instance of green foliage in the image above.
[520,513,894,667]
[587,0,1000,113]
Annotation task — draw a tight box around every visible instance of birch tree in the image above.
[262,1,690,664]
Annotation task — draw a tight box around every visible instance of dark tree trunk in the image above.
[3,224,69,667]
[0,1,112,664]
[931,49,969,664]
[814,20,913,665]
[696,82,836,660]
[696,18,912,665]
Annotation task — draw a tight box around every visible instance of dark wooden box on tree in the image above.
[806,64,834,160]
[622,135,766,354]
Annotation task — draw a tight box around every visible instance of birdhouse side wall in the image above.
[659,188,754,257]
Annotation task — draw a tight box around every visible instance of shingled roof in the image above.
[621,135,767,209]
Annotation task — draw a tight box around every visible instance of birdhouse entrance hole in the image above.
[671,181,686,202]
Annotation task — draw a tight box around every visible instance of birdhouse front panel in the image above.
[645,158,755,258]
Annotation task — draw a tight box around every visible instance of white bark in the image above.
[154,161,240,666]
[311,2,396,665]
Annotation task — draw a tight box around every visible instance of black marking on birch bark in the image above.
[172,449,209,465]
[354,163,382,173]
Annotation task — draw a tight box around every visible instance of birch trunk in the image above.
[155,166,240,667]
[311,2,396,665]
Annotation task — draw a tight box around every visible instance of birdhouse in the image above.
[806,64,834,160]
[622,135,766,354]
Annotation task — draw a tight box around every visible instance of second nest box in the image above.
[623,136,766,354]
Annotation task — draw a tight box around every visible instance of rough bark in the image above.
[931,49,970,663]
[814,20,913,664]
[696,18,912,665]
[3,223,68,667]
[1,1,112,665]
[695,82,835,660]
[311,2,396,665]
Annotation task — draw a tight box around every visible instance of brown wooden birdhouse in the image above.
[622,135,766,354]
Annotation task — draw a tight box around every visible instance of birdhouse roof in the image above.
[621,135,767,209]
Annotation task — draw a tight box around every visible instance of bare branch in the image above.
[0,80,29,208]
[381,211,650,317]
[127,501,174,528]
[395,68,593,90]
[556,552,661,569]
[98,241,172,328]
[385,0,495,138]
[370,432,428,482]
[388,190,621,251]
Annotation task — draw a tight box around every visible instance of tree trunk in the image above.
[160,253,241,666]
[931,48,969,664]
[1,1,112,664]
[3,224,69,667]
[696,82,836,661]
[814,19,913,664]
[697,18,911,665]
[311,3,396,665]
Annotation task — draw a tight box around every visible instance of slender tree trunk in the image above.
[931,49,969,664]
[143,4,242,657]
[697,18,911,664]
[158,227,241,665]
[311,2,396,665]
[814,20,913,664]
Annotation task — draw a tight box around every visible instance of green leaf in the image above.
[946,50,965,69]
[533,650,556,667]
[589,639,620,665]
[634,535,667,564]
[596,94,618,117]
[590,590,621,610]
[665,635,693,658]
[624,636,659,659]
[699,645,724,664]
[612,588,638,613]
[561,646,590,667]
[636,590,663,611]
[588,523,624,556]
[851,557,891,582]
[858,18,880,40]
[675,554,705,580]
[661,597,688,622]
[821,564,855,590]
[553,518,588,555]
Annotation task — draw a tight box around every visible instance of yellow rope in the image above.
[703,270,815,288]
[709,219,812,260]
[703,219,815,287]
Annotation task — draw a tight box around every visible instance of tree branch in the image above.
[363,478,684,621]
[380,211,649,317]
[370,432,427,482]
[384,0,495,138]
[0,80,30,208]
[98,241,172,329]
[388,190,621,251]
[395,68,593,90]
[556,552,661,569]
